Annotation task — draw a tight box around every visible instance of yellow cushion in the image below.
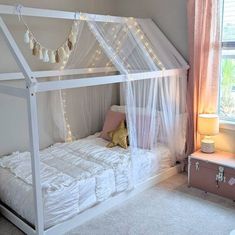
[106,120,128,149]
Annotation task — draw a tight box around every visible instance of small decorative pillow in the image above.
[106,120,128,149]
[100,110,126,141]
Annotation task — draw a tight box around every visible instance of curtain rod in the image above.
[0,4,131,23]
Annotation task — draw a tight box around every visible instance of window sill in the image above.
[220,120,235,131]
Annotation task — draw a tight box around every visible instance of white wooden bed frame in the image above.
[0,4,188,235]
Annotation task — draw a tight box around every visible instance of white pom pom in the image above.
[58,47,66,60]
[72,24,78,35]
[29,38,34,50]
[49,51,56,63]
[38,47,43,60]
[24,30,30,44]
[43,49,49,63]
[64,44,70,55]
[69,34,77,45]
[72,34,77,44]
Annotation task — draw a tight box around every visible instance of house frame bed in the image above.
[0,4,189,235]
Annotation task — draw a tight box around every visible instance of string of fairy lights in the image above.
[126,17,166,70]
[59,57,73,142]
[18,8,164,142]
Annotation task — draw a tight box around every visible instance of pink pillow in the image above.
[100,110,126,141]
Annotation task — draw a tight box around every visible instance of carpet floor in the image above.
[0,174,235,235]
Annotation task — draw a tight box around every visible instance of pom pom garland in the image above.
[32,42,39,56]
[67,39,73,51]
[55,50,60,63]
[49,51,56,63]
[58,47,67,61]
[64,44,70,55]
[19,14,77,145]
[38,47,43,60]
[23,20,78,64]
[43,49,49,63]
[72,24,78,35]
[24,30,30,44]
[29,38,34,50]
[73,25,78,35]
[69,33,77,45]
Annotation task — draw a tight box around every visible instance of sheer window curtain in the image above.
[187,0,221,153]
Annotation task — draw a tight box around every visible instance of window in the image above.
[220,0,235,122]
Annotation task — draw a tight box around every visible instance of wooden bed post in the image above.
[26,88,44,235]
[0,16,44,235]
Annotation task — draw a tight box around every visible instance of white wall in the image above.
[0,0,117,156]
[114,0,188,60]
[215,128,235,153]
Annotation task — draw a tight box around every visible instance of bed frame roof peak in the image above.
[0,4,189,95]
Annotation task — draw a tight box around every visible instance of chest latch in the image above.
[216,166,226,187]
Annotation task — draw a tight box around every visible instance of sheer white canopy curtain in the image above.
[88,19,187,164]
[50,20,118,142]
[51,18,187,180]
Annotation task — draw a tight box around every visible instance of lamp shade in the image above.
[198,114,219,136]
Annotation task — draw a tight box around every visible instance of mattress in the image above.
[0,133,172,229]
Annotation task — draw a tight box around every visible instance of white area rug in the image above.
[0,174,235,235]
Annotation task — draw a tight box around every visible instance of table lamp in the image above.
[198,114,219,153]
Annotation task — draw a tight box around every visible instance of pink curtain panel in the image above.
[186,0,221,153]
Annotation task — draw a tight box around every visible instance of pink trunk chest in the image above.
[188,151,235,200]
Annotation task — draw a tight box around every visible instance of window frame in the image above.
[219,0,235,128]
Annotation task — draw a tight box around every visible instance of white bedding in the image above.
[0,134,172,229]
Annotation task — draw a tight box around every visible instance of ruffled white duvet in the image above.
[0,134,172,229]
